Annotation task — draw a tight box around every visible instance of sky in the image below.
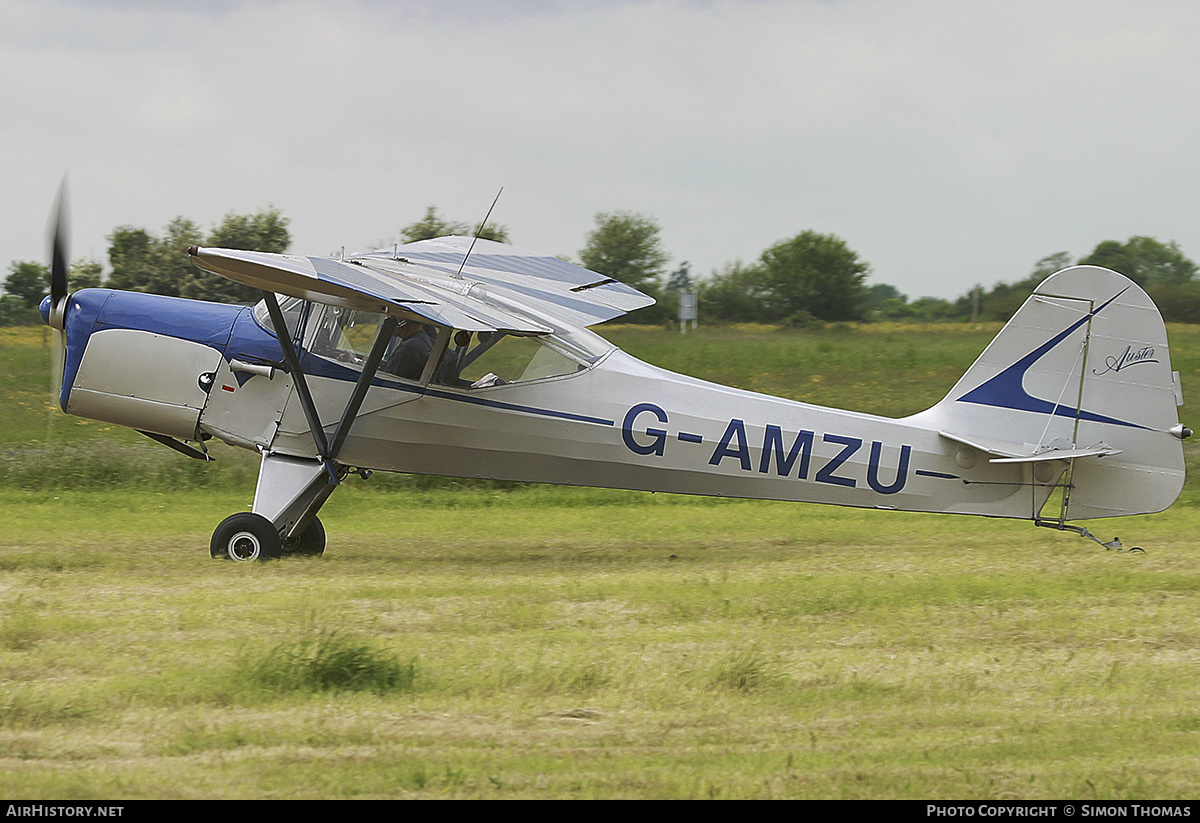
[4,0,1200,302]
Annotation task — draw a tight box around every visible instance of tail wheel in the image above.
[282,516,326,557]
[211,513,282,562]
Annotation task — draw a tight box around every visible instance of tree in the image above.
[208,207,290,255]
[579,211,669,291]
[0,260,103,325]
[0,294,29,325]
[1077,236,1197,287]
[864,284,962,323]
[107,218,205,298]
[184,209,290,302]
[697,261,768,323]
[955,252,1073,323]
[1031,251,1073,280]
[69,261,103,291]
[666,261,693,294]
[3,261,51,308]
[1076,237,1200,323]
[903,296,960,322]
[471,221,510,243]
[106,208,291,304]
[401,206,466,242]
[757,230,870,323]
[400,205,509,243]
[1144,282,1200,323]
[1077,241,1136,281]
[106,227,155,290]
[1,261,51,325]
[864,283,905,313]
[577,211,672,324]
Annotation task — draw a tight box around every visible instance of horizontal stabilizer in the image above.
[988,446,1121,464]
[939,431,1121,463]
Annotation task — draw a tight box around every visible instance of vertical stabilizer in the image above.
[907,266,1186,519]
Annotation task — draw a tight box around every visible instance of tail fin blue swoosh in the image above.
[954,287,1142,428]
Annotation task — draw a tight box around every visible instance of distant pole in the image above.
[971,285,980,326]
[679,289,697,334]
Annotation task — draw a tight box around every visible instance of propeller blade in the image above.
[48,325,65,437]
[45,177,70,438]
[48,176,70,310]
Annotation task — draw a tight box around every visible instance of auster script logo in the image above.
[1093,345,1159,376]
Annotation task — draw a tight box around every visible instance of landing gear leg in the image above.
[214,293,395,562]
[211,453,338,561]
[282,516,326,557]
[1035,520,1144,553]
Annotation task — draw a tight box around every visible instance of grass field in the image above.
[2,322,1199,799]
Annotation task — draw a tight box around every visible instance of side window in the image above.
[437,332,583,389]
[309,307,385,366]
[307,308,439,383]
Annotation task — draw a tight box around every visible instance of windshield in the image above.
[251,294,307,339]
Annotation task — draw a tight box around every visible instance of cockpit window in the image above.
[434,327,609,389]
[252,294,307,340]
[250,296,616,391]
[306,306,439,383]
[309,306,386,366]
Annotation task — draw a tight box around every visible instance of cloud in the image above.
[5,0,1200,300]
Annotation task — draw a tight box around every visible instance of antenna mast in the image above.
[453,187,503,280]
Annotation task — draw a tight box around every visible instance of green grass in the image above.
[240,629,418,695]
[0,486,1199,798]
[601,321,1200,423]
[602,322,1007,416]
[2,322,1200,798]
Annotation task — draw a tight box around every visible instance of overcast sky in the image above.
[5,0,1200,301]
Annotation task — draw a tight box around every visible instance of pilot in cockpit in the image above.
[382,320,436,381]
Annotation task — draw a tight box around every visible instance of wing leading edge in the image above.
[188,236,655,334]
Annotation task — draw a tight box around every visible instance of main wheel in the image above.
[282,516,326,557]
[211,513,283,562]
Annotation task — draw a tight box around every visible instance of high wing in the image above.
[187,236,655,333]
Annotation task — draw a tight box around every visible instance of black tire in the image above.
[211,513,283,562]
[282,516,326,557]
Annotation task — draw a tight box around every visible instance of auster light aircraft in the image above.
[40,206,1191,560]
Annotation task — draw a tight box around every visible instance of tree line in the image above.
[864,239,1200,325]
[0,208,290,324]
[4,204,1199,326]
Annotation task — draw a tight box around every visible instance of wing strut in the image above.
[256,293,402,544]
[328,315,399,459]
[260,292,398,484]
[262,292,336,482]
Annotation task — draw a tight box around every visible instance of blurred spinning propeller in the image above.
[44,177,69,433]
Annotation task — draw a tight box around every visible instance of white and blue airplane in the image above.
[41,217,1190,560]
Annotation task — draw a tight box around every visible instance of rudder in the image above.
[910,266,1187,520]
